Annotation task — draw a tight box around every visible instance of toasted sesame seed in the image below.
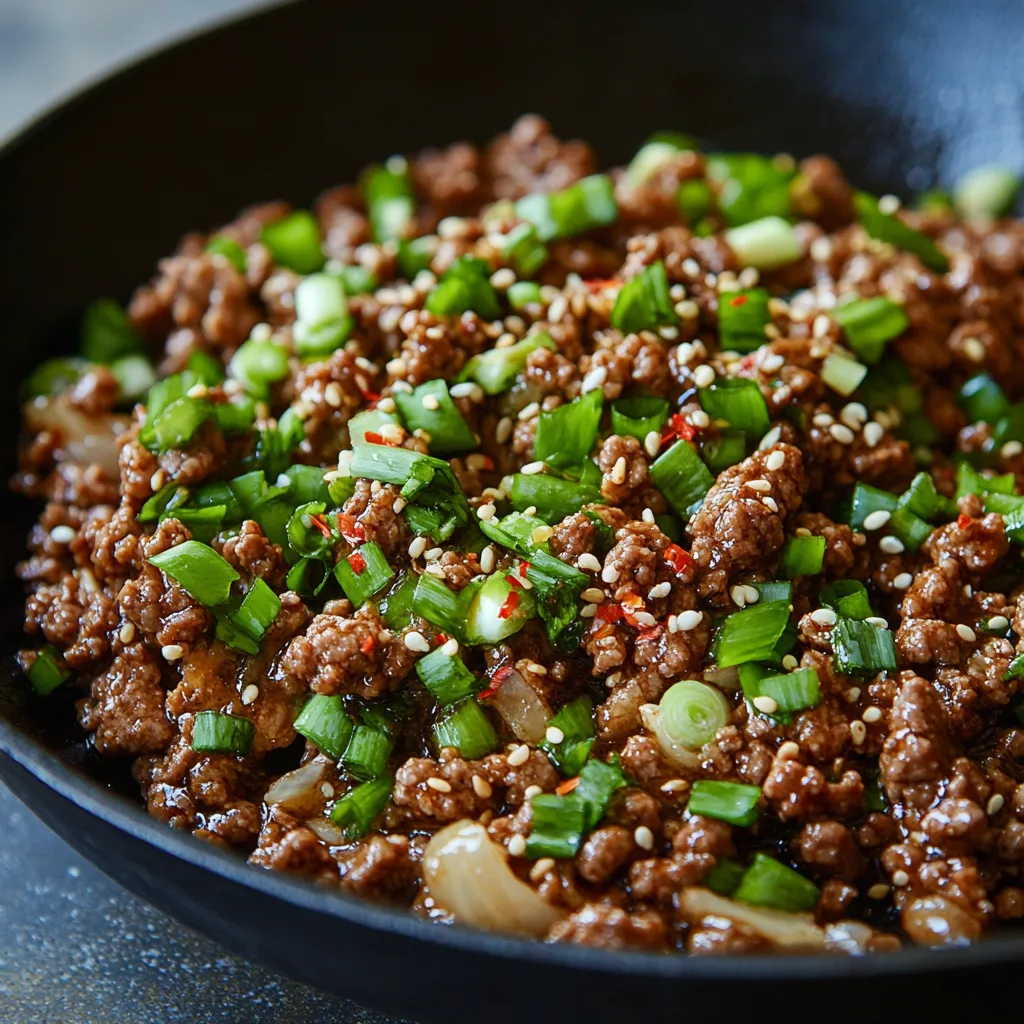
[150,469,166,491]
[866,616,889,628]
[1002,441,1024,458]
[490,267,516,289]
[879,535,905,554]
[956,623,977,642]
[634,826,655,851]
[759,426,782,450]
[496,416,513,444]
[633,611,658,627]
[420,393,440,411]
[601,564,620,584]
[610,456,627,485]
[580,604,598,618]
[581,365,608,393]
[476,502,497,521]
[963,337,987,362]
[675,299,700,320]
[376,396,396,413]
[742,584,760,604]
[730,585,748,608]
[440,637,459,657]
[846,687,862,702]
[521,461,546,475]
[893,572,913,589]
[867,883,890,900]
[578,553,602,573]
[161,644,184,662]
[863,510,892,531]
[523,505,538,516]
[829,422,856,444]
[812,412,834,428]
[810,608,837,626]
[426,777,452,793]
[987,794,1006,816]
[408,537,428,559]
[753,695,779,714]
[545,726,565,745]
[377,629,392,643]
[472,775,493,798]
[761,496,780,513]
[693,364,716,388]
[642,508,656,525]
[507,744,530,767]
[518,401,540,422]
[850,720,867,745]
[581,587,605,603]
[480,546,496,574]
[691,410,711,429]
[862,421,885,448]
[392,497,407,514]
[746,479,772,493]
[660,778,690,794]
[892,870,910,887]
[648,582,671,600]
[676,610,702,631]
[508,834,527,856]
[324,381,344,408]
[241,684,259,705]
[765,450,786,472]
[644,430,661,457]
[526,661,548,676]
[782,654,798,670]
[404,631,430,653]
[878,193,901,214]
[49,524,75,544]
[862,706,883,723]
[379,422,405,443]
[119,622,136,644]
[988,615,1010,632]
[529,857,556,882]
[777,741,801,760]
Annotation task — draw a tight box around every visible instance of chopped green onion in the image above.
[515,174,618,241]
[959,373,1011,425]
[213,397,257,436]
[705,859,745,897]
[833,617,897,674]
[526,793,588,859]
[507,281,543,310]
[610,396,670,441]
[378,570,419,631]
[23,357,88,398]
[832,296,909,364]
[750,580,792,603]
[393,379,476,455]
[228,337,289,398]
[149,539,239,607]
[725,216,803,270]
[699,378,770,438]
[139,482,186,522]
[330,775,393,837]
[397,236,434,278]
[23,644,71,695]
[508,473,602,524]
[336,264,378,295]
[463,572,535,645]
[293,273,351,359]
[501,223,548,277]
[778,535,825,577]
[853,191,949,273]
[294,694,354,760]
[534,388,604,464]
[432,698,497,759]
[820,352,868,397]
[713,600,793,668]
[847,482,898,530]
[745,667,820,714]
[426,256,500,319]
[706,153,793,227]
[521,549,588,651]
[281,464,331,505]
[954,165,1020,219]
[81,298,143,363]
[191,711,254,755]
[362,160,415,243]
[541,696,595,776]
[168,505,226,544]
[914,188,954,214]
[1004,653,1024,683]
[820,580,873,620]
[139,395,211,453]
[899,471,955,521]
[411,571,464,637]
[111,354,157,403]
[676,178,714,224]
[459,331,556,395]
[957,461,1014,499]
[335,542,394,607]
[341,725,393,781]
[261,211,324,274]
[688,780,761,827]
[574,756,628,831]
[205,234,247,272]
[733,852,819,912]
[417,647,478,706]
[610,261,676,334]
[627,133,697,187]
[225,578,281,646]
[658,680,730,749]
[701,431,746,473]
[888,505,933,551]
[650,439,715,516]
[718,289,771,353]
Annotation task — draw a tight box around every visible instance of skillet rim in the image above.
[1,0,1023,983]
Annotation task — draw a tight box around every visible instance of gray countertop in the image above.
[0,3,399,1021]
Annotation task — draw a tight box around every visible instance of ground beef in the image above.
[218,520,287,587]
[547,904,668,951]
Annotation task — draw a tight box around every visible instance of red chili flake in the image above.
[518,560,531,576]
[729,294,749,307]
[476,455,495,471]
[957,513,972,529]
[363,431,396,447]
[660,412,697,448]
[583,277,619,293]
[335,514,366,545]
[505,573,524,590]
[637,624,664,642]
[433,632,449,647]
[478,665,514,701]
[357,382,381,405]
[621,592,645,611]
[556,777,581,796]
[593,623,616,640]
[595,602,624,624]
[664,543,694,575]
[347,552,367,574]
[359,634,376,655]
[739,353,758,370]
[309,514,333,540]
[498,591,521,620]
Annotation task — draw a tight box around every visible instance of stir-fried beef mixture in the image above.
[16,116,1024,954]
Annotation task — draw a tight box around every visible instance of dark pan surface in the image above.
[3,0,1024,1019]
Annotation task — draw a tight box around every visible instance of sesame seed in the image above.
[150,469,166,491]
[866,616,889,628]
[517,402,540,421]
[241,684,259,706]
[693,364,716,388]
[119,623,136,644]
[580,604,598,618]
[376,396,396,413]
[472,775,493,798]
[521,461,546,475]
[49,524,76,544]
[691,410,711,429]
[963,337,987,362]
[676,299,700,320]
[777,741,800,760]
[676,610,702,631]
[527,661,548,676]
[423,563,446,578]
[812,412,834,428]
[496,416,513,444]
[878,194,901,214]
[964,584,974,598]
[765,450,786,472]
[441,637,459,657]
[742,584,760,605]
[392,497,407,514]
[634,826,655,851]
[581,587,606,603]
[480,546,496,574]
[490,267,516,289]
[426,777,452,793]
[161,644,184,662]
[863,510,892,531]
[829,422,856,444]
[1002,441,1024,458]
[404,631,430,653]
[421,393,440,411]
[862,421,885,448]
[523,505,538,516]
[379,423,404,443]
[759,426,782,450]
[879,536,905,554]
[988,615,1010,632]
[581,365,608,393]
[660,779,690,794]
[987,794,1006,816]
[782,654,798,670]
[892,870,910,887]
[893,572,913,590]
[862,706,883,723]
[642,508,656,525]
[867,883,890,900]
[633,611,658,627]
[530,525,553,544]
[648,582,671,600]
[508,834,527,856]
[378,630,392,643]
[644,431,661,458]
[507,744,530,767]
[810,236,834,262]
[840,402,868,430]
[746,479,772,493]
[850,720,867,745]
[846,687,862,702]
[408,537,427,559]
[810,608,837,626]
[578,553,602,573]
[529,857,556,882]
[753,695,779,714]
[610,456,627,485]
[601,564,620,584]
[730,585,747,608]
[477,503,497,521]
[956,623,977,642]
[324,382,344,408]
[546,726,565,745]
[761,496,780,513]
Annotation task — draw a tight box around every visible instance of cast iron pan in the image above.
[3,1,1024,1020]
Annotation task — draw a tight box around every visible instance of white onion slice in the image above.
[307,817,349,846]
[640,703,700,771]
[24,397,127,479]
[423,820,563,937]
[680,887,826,949]
[489,669,551,744]
[264,760,327,815]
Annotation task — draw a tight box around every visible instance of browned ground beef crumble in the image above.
[15,114,1024,954]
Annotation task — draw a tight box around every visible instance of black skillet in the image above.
[2,1,1024,1020]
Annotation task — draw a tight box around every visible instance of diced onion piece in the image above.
[307,817,350,846]
[263,760,327,815]
[824,920,878,954]
[725,216,804,270]
[24,398,129,479]
[954,165,1020,220]
[902,895,982,947]
[703,665,741,690]
[489,669,551,744]
[423,820,563,937]
[821,352,868,397]
[640,703,700,771]
[679,887,825,949]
